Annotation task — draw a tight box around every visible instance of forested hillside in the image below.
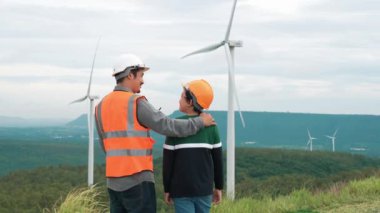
[1,148,379,212]
[1,110,379,176]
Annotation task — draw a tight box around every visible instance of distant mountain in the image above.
[0,116,28,127]
[66,114,88,128]
[0,115,66,127]
[66,111,380,157]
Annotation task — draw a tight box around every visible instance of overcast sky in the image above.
[1,0,379,120]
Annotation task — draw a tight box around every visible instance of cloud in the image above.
[3,0,141,12]
[0,0,379,118]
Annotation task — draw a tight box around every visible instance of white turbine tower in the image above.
[306,129,317,151]
[70,38,101,186]
[326,129,338,152]
[181,0,245,200]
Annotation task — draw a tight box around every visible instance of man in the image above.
[95,54,215,213]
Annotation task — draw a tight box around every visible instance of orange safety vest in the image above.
[95,90,155,177]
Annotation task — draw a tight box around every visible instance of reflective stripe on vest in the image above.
[95,91,154,177]
[107,149,153,157]
[102,130,148,139]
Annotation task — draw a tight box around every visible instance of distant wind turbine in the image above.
[306,129,317,151]
[326,128,338,152]
[181,0,245,200]
[70,37,101,186]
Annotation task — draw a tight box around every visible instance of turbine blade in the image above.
[307,129,311,138]
[224,43,245,127]
[234,86,246,128]
[333,128,339,137]
[225,0,238,41]
[181,42,224,59]
[70,95,88,104]
[86,36,102,96]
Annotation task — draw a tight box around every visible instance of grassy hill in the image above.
[48,176,380,213]
[211,176,380,213]
[0,148,379,212]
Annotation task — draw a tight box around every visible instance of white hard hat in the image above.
[112,54,150,79]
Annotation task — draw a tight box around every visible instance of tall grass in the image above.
[48,177,380,213]
[211,177,380,213]
[43,186,108,213]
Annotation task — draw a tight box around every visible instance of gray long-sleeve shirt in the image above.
[137,98,204,137]
[105,85,204,191]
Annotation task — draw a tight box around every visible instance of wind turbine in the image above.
[306,129,317,151]
[70,37,101,186]
[181,0,245,200]
[326,128,338,152]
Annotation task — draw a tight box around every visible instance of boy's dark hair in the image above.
[116,68,140,84]
[184,89,202,114]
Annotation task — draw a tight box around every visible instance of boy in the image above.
[163,79,223,213]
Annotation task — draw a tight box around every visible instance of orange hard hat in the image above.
[183,79,214,110]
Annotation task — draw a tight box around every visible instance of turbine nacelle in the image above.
[227,40,243,47]
[89,95,99,101]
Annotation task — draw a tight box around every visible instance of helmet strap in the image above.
[184,89,203,113]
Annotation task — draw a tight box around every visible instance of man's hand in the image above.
[200,113,216,127]
[213,189,222,204]
[164,193,173,205]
